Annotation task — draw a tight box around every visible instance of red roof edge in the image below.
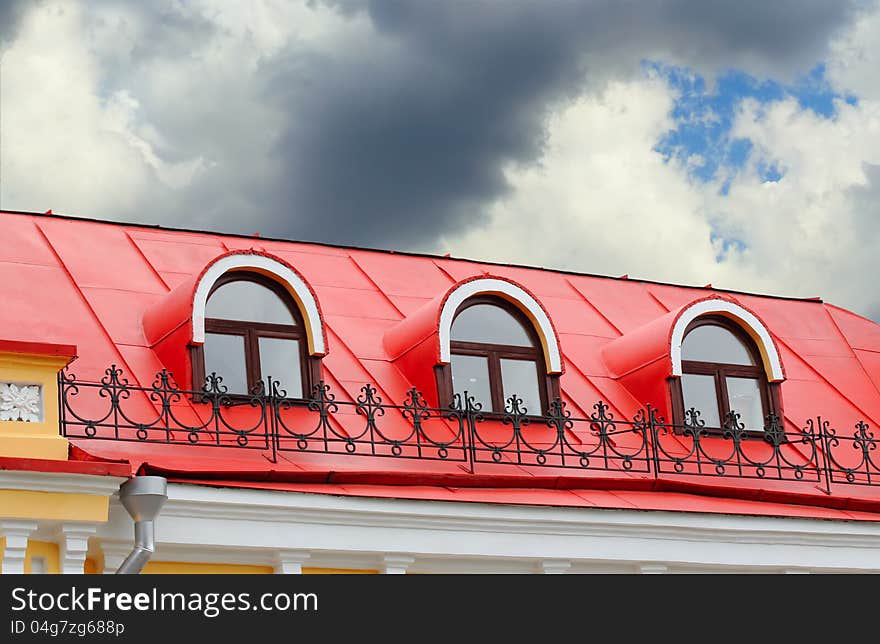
[0,339,77,362]
[0,452,131,478]
[134,461,880,516]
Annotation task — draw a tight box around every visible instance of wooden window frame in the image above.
[436,297,559,416]
[190,272,319,401]
[669,316,782,438]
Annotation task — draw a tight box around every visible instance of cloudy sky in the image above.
[1,1,879,320]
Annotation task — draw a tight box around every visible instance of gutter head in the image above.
[115,476,167,575]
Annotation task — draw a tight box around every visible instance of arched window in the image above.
[197,273,310,397]
[677,317,775,431]
[446,298,549,414]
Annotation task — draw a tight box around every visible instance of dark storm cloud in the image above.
[0,0,29,48]
[6,1,861,250]
[849,163,880,320]
[258,0,862,248]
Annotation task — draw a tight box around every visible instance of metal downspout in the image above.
[115,476,168,575]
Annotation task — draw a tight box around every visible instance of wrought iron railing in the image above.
[59,366,880,495]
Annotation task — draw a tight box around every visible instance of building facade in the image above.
[2,209,880,574]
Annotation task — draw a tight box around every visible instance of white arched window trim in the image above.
[192,254,326,355]
[670,299,783,381]
[438,278,562,374]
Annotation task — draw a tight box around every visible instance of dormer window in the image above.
[677,317,775,432]
[197,273,310,397]
[447,298,549,414]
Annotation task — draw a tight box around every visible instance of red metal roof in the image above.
[3,209,880,519]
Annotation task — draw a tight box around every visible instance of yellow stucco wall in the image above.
[0,539,61,574]
[303,568,378,574]
[0,489,109,522]
[25,541,60,574]
[143,561,274,574]
[0,352,71,461]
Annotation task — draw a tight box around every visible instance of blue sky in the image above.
[653,61,858,187]
[650,60,863,263]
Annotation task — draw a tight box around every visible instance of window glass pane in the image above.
[258,337,303,399]
[500,359,542,415]
[681,324,756,365]
[681,373,721,427]
[726,377,765,430]
[451,354,493,412]
[451,304,533,347]
[204,333,248,394]
[207,280,295,325]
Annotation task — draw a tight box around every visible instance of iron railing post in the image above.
[266,377,278,464]
[647,405,661,478]
[464,392,477,474]
[817,416,834,495]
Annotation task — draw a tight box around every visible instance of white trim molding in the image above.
[192,253,326,355]
[438,278,562,373]
[670,299,784,381]
[88,484,880,573]
[0,470,126,496]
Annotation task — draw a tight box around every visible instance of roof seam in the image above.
[773,334,880,425]
[431,260,460,284]
[645,288,672,313]
[823,306,880,401]
[324,326,412,408]
[557,350,624,420]
[124,230,171,292]
[611,354,668,381]
[34,222,144,385]
[346,254,407,319]
[564,278,624,336]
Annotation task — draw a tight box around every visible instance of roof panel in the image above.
[0,262,119,370]
[0,216,60,266]
[386,295,433,316]
[349,251,454,297]
[37,220,167,293]
[826,305,880,352]
[742,296,839,341]
[269,252,377,290]
[130,236,226,275]
[313,285,402,320]
[560,334,614,377]
[854,350,880,394]
[324,315,397,361]
[541,296,619,338]
[79,287,159,346]
[567,277,667,334]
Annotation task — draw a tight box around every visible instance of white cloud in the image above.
[0,0,369,223]
[0,2,157,214]
[439,77,725,287]
[828,4,880,101]
[442,8,880,320]
[714,94,880,314]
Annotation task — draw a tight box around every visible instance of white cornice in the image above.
[87,483,880,572]
[157,483,880,543]
[0,470,125,496]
